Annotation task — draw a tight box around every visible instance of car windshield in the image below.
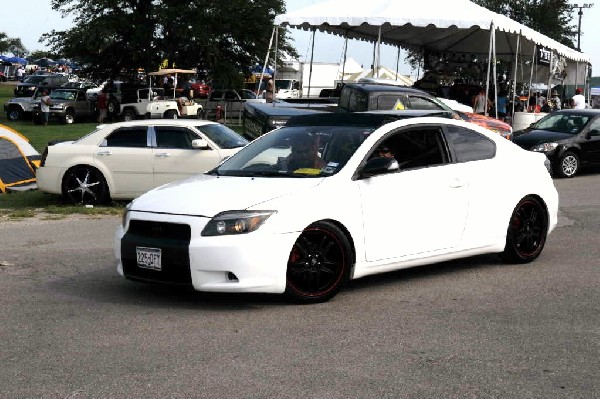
[194,124,249,149]
[22,76,47,85]
[50,90,77,100]
[533,113,590,134]
[210,125,374,178]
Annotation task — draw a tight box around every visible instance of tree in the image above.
[43,0,298,84]
[0,32,27,56]
[472,0,577,48]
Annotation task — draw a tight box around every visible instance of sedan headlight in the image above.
[201,210,275,236]
[531,142,558,152]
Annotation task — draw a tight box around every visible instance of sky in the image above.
[1,0,598,79]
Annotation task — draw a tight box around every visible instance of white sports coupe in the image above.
[36,119,248,203]
[115,113,559,303]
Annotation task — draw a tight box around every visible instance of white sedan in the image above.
[115,113,558,303]
[36,119,248,204]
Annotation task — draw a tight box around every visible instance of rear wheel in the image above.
[555,150,579,178]
[63,110,75,124]
[502,196,548,263]
[61,165,109,205]
[196,108,205,119]
[285,221,352,303]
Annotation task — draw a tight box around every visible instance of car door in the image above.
[357,126,469,261]
[579,116,600,165]
[95,126,154,196]
[152,125,223,186]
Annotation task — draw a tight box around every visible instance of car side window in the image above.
[155,127,197,149]
[377,95,407,110]
[587,117,600,133]
[407,96,444,110]
[104,127,148,148]
[445,125,496,162]
[376,127,448,170]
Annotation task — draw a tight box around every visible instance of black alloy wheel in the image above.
[555,150,580,178]
[62,165,109,205]
[285,221,352,303]
[122,110,136,121]
[164,110,178,119]
[502,196,548,263]
[7,108,21,121]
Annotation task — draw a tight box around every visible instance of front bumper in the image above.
[115,211,298,294]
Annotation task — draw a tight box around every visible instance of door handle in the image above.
[97,150,111,156]
[449,177,466,188]
[155,152,170,157]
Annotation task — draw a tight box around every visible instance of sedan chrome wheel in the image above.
[285,221,352,303]
[62,166,109,205]
[502,196,548,263]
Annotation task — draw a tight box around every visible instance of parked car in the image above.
[115,113,558,303]
[14,74,69,97]
[31,88,96,124]
[190,79,211,98]
[36,120,249,204]
[3,85,65,121]
[201,89,264,120]
[0,72,7,82]
[61,81,99,90]
[512,109,600,177]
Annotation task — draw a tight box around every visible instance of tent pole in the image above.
[260,26,276,101]
[274,25,279,102]
[395,46,401,81]
[547,51,554,102]
[511,32,521,121]
[376,26,382,78]
[341,33,348,84]
[492,24,498,119]
[371,42,376,77]
[485,23,494,116]
[308,28,316,98]
[528,45,535,111]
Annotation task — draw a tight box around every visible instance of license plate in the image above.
[136,247,162,270]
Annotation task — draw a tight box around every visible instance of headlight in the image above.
[121,203,132,229]
[201,210,275,236]
[531,142,558,152]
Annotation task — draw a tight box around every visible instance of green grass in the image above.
[0,82,243,216]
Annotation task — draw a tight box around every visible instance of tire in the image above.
[7,108,21,121]
[122,109,136,121]
[61,165,109,205]
[502,196,548,264]
[555,150,579,178]
[285,221,352,303]
[196,109,205,119]
[63,111,75,124]
[107,101,118,114]
[164,110,178,119]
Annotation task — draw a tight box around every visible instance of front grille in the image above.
[121,221,192,285]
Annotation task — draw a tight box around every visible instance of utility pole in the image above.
[570,3,594,51]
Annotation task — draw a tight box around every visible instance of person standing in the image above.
[97,88,108,123]
[495,91,508,121]
[572,88,586,109]
[16,66,25,82]
[265,78,274,103]
[550,90,562,111]
[40,89,52,126]
[473,88,490,115]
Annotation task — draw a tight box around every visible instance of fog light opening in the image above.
[227,272,239,282]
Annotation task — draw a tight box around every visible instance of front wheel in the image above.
[196,109,205,119]
[122,109,136,121]
[7,108,21,121]
[555,150,579,178]
[502,196,548,264]
[164,110,178,119]
[285,221,352,303]
[61,166,109,205]
[63,111,75,124]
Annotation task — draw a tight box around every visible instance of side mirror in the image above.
[587,129,600,138]
[360,157,399,178]
[192,138,210,149]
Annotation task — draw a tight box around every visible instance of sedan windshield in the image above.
[211,125,374,177]
[533,113,591,134]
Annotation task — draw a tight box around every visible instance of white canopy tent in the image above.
[274,0,591,112]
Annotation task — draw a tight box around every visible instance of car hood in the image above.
[7,97,34,104]
[512,129,573,148]
[130,173,324,216]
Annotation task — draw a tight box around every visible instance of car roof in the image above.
[553,109,600,116]
[286,111,453,128]
[342,83,431,95]
[101,119,221,128]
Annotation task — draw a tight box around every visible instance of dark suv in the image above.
[14,74,70,97]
